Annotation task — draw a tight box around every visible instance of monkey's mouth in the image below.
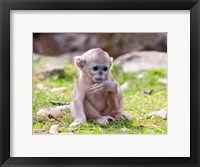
[94,78,104,83]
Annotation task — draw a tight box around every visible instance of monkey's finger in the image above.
[101,117,108,124]
[91,83,99,88]
[97,119,108,125]
[115,115,120,121]
[106,116,115,122]
[103,119,109,125]
[92,83,101,87]
[91,87,104,94]
[120,115,126,121]
[115,114,126,121]
[91,84,103,90]
[123,114,133,122]
[92,83,100,87]
[96,90,104,94]
[122,114,132,122]
[97,120,102,124]
[90,86,102,92]
[115,117,120,121]
[90,85,101,91]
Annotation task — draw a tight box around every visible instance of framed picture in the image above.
[0,0,199,167]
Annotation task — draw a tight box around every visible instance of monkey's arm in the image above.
[90,80,123,114]
[90,80,119,94]
[69,88,87,127]
[93,80,132,122]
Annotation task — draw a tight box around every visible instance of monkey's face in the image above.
[88,63,110,83]
[74,48,113,83]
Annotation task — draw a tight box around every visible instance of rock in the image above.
[143,34,167,52]
[137,73,144,79]
[33,33,98,56]
[37,108,65,118]
[114,51,167,72]
[35,66,65,76]
[158,78,167,85]
[33,53,41,62]
[33,33,166,58]
[147,108,167,119]
[132,125,144,131]
[33,129,48,134]
[50,87,67,92]
[36,84,67,93]
[120,82,130,91]
[121,127,128,132]
[36,83,49,91]
[49,125,59,134]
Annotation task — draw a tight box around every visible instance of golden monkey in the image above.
[69,48,132,127]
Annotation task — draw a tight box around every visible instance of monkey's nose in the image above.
[99,72,102,76]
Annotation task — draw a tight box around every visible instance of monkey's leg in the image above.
[107,84,132,122]
[90,80,122,118]
[69,100,87,127]
[84,99,115,125]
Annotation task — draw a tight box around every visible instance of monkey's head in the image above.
[74,48,113,83]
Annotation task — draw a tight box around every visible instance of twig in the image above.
[48,114,63,122]
[50,100,69,106]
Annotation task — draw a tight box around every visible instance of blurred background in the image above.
[33,33,167,58]
[33,33,167,73]
[33,33,167,134]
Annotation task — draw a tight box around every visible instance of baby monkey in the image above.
[69,48,132,127]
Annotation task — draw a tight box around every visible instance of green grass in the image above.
[33,57,167,134]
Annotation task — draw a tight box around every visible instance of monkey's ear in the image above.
[109,57,113,68]
[74,56,86,70]
[110,57,113,62]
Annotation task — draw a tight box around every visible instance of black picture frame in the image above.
[0,0,200,167]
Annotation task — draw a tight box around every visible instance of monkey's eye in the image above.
[103,67,108,71]
[93,66,98,71]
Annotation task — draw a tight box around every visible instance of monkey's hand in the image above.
[96,116,115,125]
[115,113,132,122]
[90,81,117,94]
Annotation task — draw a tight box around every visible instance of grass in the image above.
[33,56,167,134]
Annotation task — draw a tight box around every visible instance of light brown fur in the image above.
[69,48,132,126]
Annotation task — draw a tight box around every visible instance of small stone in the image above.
[33,129,48,134]
[121,126,128,132]
[137,73,144,79]
[120,82,129,91]
[158,78,167,85]
[147,108,167,119]
[37,108,65,118]
[50,87,67,92]
[49,125,59,134]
